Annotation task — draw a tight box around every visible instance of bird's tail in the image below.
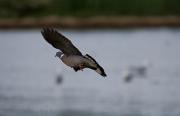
[85,54,107,77]
[95,65,107,77]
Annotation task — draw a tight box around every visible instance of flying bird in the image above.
[41,28,107,77]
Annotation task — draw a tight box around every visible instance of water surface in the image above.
[0,28,180,116]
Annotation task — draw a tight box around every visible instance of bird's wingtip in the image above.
[101,73,107,78]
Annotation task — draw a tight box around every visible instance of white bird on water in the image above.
[123,60,151,82]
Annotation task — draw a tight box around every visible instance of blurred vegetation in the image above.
[0,0,180,18]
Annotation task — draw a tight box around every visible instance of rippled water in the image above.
[0,28,180,116]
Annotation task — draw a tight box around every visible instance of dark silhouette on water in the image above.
[41,28,107,77]
[56,74,63,85]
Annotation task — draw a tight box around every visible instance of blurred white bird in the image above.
[123,60,152,83]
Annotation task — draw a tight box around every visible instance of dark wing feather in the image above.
[41,28,82,56]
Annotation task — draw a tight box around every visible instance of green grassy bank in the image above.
[0,0,180,18]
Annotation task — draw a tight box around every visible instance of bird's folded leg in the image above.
[73,67,79,72]
[73,64,84,72]
[79,64,85,71]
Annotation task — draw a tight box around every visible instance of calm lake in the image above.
[0,28,180,116]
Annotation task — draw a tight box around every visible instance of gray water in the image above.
[0,28,180,116]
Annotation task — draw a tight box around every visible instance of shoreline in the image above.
[0,16,180,29]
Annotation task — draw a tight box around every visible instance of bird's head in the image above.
[55,51,64,58]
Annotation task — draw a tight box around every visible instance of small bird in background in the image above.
[56,74,63,85]
[41,28,107,77]
[123,70,134,83]
[55,68,64,85]
[123,60,151,83]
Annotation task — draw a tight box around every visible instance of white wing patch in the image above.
[96,68,102,75]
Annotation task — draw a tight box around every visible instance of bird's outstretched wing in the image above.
[41,28,82,56]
